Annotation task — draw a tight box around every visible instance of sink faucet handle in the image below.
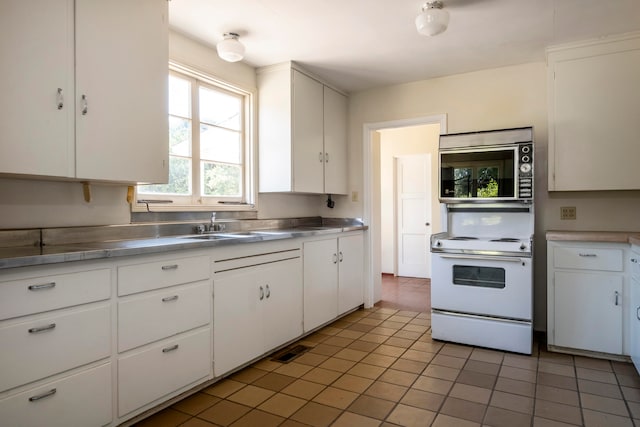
[195,224,206,234]
[211,212,216,224]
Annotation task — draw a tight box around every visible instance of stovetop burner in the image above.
[450,236,478,241]
[490,238,521,242]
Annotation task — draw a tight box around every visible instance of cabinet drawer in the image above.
[117,327,211,417]
[118,281,211,352]
[0,363,112,427]
[118,255,210,296]
[0,304,111,392]
[0,268,111,321]
[553,247,624,271]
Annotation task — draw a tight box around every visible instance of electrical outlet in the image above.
[561,206,576,220]
[352,191,359,202]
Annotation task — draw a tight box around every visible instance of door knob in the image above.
[425,222,430,226]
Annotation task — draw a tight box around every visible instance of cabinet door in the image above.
[632,275,640,371]
[75,0,168,183]
[338,234,364,315]
[292,70,324,193]
[260,258,303,351]
[213,269,263,377]
[0,0,74,177]
[554,271,623,354]
[303,239,338,332]
[549,39,640,191]
[323,86,348,195]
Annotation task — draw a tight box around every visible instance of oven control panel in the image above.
[517,143,533,200]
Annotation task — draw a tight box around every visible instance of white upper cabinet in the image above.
[547,33,640,191]
[258,62,348,195]
[323,86,348,195]
[0,0,169,184]
[0,0,75,178]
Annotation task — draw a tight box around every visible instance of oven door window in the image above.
[440,149,514,199]
[452,265,506,289]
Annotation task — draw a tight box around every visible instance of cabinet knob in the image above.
[81,94,88,115]
[56,88,64,110]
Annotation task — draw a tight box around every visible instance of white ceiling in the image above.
[169,0,640,93]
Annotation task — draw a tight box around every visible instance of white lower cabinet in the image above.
[214,253,302,377]
[554,271,623,354]
[304,232,364,332]
[117,280,211,352]
[630,246,640,372]
[0,303,111,392]
[547,241,629,356]
[118,327,211,417]
[0,363,112,427]
[115,252,213,419]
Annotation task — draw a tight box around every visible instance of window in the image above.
[136,64,254,211]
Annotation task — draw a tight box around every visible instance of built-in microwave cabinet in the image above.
[0,0,168,184]
[257,62,348,195]
[547,33,640,191]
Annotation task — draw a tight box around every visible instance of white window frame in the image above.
[133,62,256,212]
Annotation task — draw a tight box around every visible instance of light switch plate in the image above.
[352,191,359,202]
[561,206,576,220]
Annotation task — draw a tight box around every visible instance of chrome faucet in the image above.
[209,212,225,232]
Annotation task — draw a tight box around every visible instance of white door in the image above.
[338,233,364,314]
[554,271,623,354]
[396,154,431,278]
[303,238,338,332]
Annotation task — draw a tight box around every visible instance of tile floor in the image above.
[134,276,640,427]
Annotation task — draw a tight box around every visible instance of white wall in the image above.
[0,31,322,229]
[378,124,440,274]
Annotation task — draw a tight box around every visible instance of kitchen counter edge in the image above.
[546,230,640,244]
[0,226,368,271]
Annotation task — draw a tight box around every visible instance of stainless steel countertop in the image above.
[0,225,367,270]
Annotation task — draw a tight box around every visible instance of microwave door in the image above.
[440,148,516,200]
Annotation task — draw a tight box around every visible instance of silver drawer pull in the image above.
[578,253,597,257]
[259,286,264,301]
[161,264,179,271]
[28,282,56,291]
[636,306,640,321]
[615,291,620,306]
[28,323,56,334]
[265,284,270,299]
[162,295,179,302]
[162,344,179,353]
[29,388,57,402]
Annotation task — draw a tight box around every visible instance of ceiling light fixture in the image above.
[216,32,245,62]
[415,1,449,36]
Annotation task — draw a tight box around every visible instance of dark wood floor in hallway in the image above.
[375,274,430,313]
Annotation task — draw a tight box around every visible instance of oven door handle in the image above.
[437,254,524,263]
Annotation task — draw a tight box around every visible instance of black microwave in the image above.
[439,127,533,202]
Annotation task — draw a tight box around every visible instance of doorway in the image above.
[362,114,447,307]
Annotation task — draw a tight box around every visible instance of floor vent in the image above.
[271,344,311,364]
